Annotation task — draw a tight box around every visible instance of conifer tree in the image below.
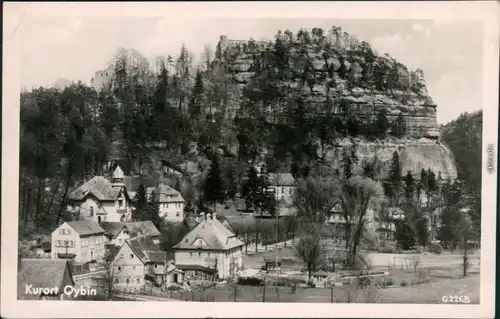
[133,184,148,221]
[404,171,414,202]
[388,151,402,204]
[204,154,226,210]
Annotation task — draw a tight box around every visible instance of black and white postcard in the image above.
[2,1,499,318]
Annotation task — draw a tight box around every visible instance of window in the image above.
[59,229,64,235]
[207,252,211,257]
[154,265,157,268]
[176,212,180,217]
[136,278,141,284]
[114,278,119,284]
[130,254,134,259]
[64,240,69,247]
[70,241,75,248]
[90,207,94,217]
[189,252,193,257]
[132,266,136,271]
[120,253,124,259]
[126,278,130,284]
[289,188,292,194]
[166,203,169,208]
[281,187,285,194]
[198,252,202,257]
[118,266,122,271]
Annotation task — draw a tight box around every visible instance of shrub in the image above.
[400,280,408,287]
[356,276,372,288]
[377,243,396,253]
[167,285,181,291]
[385,278,394,286]
[237,277,263,286]
[427,243,442,254]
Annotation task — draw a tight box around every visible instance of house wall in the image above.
[111,228,131,246]
[269,185,296,202]
[158,201,184,222]
[51,223,81,261]
[174,246,243,280]
[112,243,146,289]
[67,188,132,223]
[78,234,106,263]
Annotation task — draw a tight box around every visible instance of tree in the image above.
[295,232,325,285]
[387,151,402,205]
[204,154,226,210]
[373,109,390,138]
[395,218,416,250]
[341,176,384,268]
[390,113,406,138]
[404,171,414,202]
[133,184,148,221]
[342,144,358,179]
[241,166,261,210]
[144,199,163,231]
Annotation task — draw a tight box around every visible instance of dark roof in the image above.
[175,264,216,273]
[105,244,121,262]
[40,242,51,252]
[223,215,258,233]
[18,259,74,295]
[173,216,244,251]
[68,176,129,202]
[127,236,166,264]
[153,184,184,203]
[312,270,328,277]
[66,220,105,236]
[100,221,161,238]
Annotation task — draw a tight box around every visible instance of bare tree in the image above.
[340,176,384,268]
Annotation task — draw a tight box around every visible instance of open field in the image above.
[121,273,479,303]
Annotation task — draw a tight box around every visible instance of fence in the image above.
[114,284,357,303]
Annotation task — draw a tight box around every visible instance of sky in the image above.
[16,9,484,124]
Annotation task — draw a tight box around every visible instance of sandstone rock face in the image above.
[325,138,458,180]
[219,34,455,178]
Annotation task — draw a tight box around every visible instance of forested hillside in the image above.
[19,26,466,240]
[441,111,483,227]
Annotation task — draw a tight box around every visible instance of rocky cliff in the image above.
[217,29,457,180]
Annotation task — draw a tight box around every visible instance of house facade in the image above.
[267,173,297,203]
[51,221,106,263]
[174,213,244,280]
[100,221,161,247]
[18,259,75,300]
[111,236,168,290]
[66,166,133,223]
[151,184,185,223]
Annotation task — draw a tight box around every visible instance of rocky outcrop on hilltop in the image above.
[216,28,456,179]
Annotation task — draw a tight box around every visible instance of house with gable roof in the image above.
[151,184,185,222]
[111,236,177,290]
[267,172,297,203]
[100,221,161,246]
[51,220,106,263]
[18,258,75,300]
[173,212,244,280]
[66,166,133,223]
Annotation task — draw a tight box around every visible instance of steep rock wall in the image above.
[219,33,456,178]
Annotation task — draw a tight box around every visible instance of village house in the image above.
[111,236,180,290]
[51,220,106,263]
[100,221,161,247]
[161,160,184,178]
[151,184,185,223]
[173,212,245,281]
[267,172,297,203]
[18,258,75,300]
[66,166,133,223]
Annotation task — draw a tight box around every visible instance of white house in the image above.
[51,220,106,263]
[173,212,244,280]
[100,221,161,247]
[267,172,297,203]
[66,166,133,223]
[151,184,185,223]
[111,236,172,290]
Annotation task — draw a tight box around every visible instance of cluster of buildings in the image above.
[20,161,424,300]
